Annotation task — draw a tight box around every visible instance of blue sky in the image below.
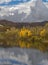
[0,0,48,6]
[0,0,30,6]
[43,0,48,2]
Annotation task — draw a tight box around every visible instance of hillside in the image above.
[0,20,48,27]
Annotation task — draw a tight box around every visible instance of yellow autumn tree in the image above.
[19,41,26,48]
[40,29,46,37]
[19,27,32,38]
[26,43,31,48]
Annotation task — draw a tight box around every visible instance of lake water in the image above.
[0,47,48,65]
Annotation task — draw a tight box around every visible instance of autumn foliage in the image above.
[0,22,48,52]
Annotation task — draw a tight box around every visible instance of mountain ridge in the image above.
[0,20,48,28]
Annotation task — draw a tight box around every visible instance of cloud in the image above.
[0,0,33,17]
[0,0,48,22]
[0,0,12,4]
[44,2,48,8]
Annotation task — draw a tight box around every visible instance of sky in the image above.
[0,0,48,22]
[0,0,48,6]
[0,0,30,6]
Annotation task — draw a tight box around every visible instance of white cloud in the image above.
[0,0,48,22]
[0,0,33,16]
[0,0,12,4]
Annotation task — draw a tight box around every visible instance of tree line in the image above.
[0,23,48,52]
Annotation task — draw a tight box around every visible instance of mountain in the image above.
[0,20,48,28]
[0,0,48,22]
[22,0,48,22]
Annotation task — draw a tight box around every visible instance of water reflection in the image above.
[0,48,48,65]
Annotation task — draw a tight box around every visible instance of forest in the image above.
[0,21,48,52]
